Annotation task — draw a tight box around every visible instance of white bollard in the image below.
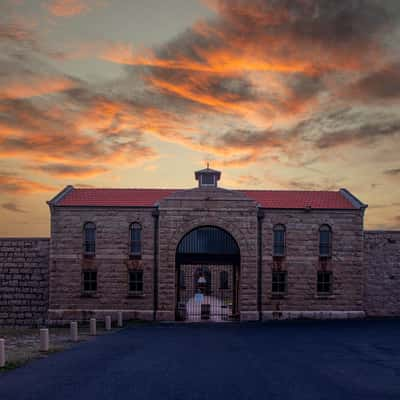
[70,321,78,342]
[0,338,5,367]
[90,318,96,336]
[105,316,111,331]
[40,328,49,352]
[117,311,123,327]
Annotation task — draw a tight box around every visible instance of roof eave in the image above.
[47,185,74,206]
[339,188,368,210]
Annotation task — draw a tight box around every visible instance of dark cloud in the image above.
[384,168,400,176]
[315,121,400,149]
[2,201,25,213]
[343,62,400,102]
[216,128,285,149]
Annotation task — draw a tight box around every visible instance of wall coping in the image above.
[364,230,400,234]
[0,237,50,240]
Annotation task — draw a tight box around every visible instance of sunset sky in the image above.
[0,0,399,236]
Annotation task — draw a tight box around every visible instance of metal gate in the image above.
[175,226,240,322]
[176,264,238,321]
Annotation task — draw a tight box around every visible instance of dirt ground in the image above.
[0,323,118,371]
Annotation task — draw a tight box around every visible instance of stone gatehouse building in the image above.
[1,167,399,325]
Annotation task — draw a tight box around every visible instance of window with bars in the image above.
[319,225,332,257]
[83,222,96,254]
[272,271,287,294]
[273,224,286,256]
[129,270,143,294]
[200,174,215,186]
[317,271,332,293]
[219,270,229,289]
[130,222,142,256]
[82,270,97,292]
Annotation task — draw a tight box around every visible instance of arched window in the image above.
[83,222,96,254]
[220,270,229,290]
[319,225,332,257]
[273,224,286,256]
[130,222,142,256]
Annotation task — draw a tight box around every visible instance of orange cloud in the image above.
[0,173,56,194]
[31,163,109,178]
[101,43,317,75]
[0,95,158,178]
[0,77,76,99]
[45,0,90,17]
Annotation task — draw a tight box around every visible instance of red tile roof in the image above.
[58,188,177,207]
[56,187,357,209]
[241,190,355,209]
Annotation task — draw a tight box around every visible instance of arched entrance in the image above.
[175,226,240,321]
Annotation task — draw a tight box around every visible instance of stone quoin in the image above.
[0,168,399,326]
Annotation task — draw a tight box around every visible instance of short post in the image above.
[0,338,5,368]
[40,328,49,352]
[70,321,78,342]
[105,315,111,331]
[117,311,123,327]
[90,318,96,336]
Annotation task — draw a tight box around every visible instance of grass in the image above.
[0,324,116,373]
[0,319,151,373]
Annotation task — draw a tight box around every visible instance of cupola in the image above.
[194,164,221,188]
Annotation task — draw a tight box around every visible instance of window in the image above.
[272,271,287,294]
[319,225,332,257]
[83,270,97,292]
[130,222,142,256]
[317,271,332,293]
[83,222,96,254]
[220,271,229,289]
[129,270,143,294]
[201,174,215,186]
[273,224,286,256]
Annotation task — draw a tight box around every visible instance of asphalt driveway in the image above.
[0,320,399,400]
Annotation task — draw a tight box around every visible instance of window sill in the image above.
[129,254,142,260]
[315,294,335,299]
[270,294,287,299]
[80,292,100,298]
[127,293,145,298]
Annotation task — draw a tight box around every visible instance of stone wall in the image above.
[1,228,399,325]
[364,231,400,317]
[261,209,365,319]
[0,238,49,326]
[48,206,156,323]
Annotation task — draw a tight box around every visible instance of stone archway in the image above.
[175,225,240,322]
